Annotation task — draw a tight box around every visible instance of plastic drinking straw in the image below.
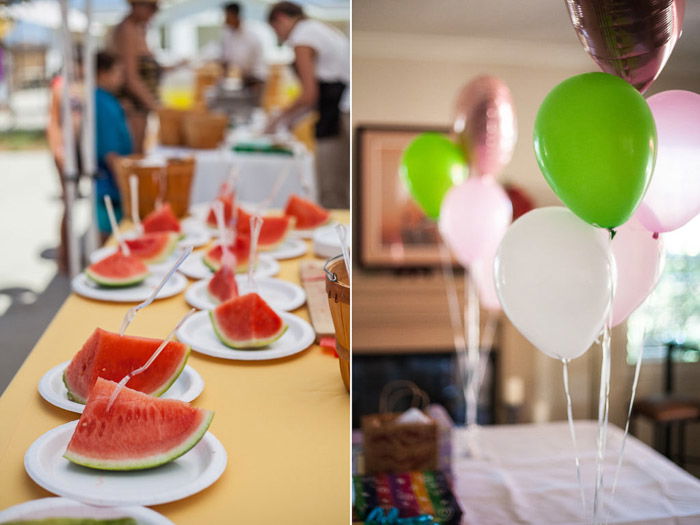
[258,167,290,213]
[213,200,229,245]
[118,246,193,335]
[108,308,196,411]
[335,223,351,281]
[247,215,263,291]
[129,174,142,235]
[104,195,130,256]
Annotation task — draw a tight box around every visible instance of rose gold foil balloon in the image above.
[453,76,517,177]
[565,0,685,93]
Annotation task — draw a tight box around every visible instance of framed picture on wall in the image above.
[355,125,454,268]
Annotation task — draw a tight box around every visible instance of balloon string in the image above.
[476,311,497,394]
[593,257,615,525]
[611,338,645,497]
[438,240,469,437]
[438,240,468,381]
[562,358,587,513]
[465,267,481,456]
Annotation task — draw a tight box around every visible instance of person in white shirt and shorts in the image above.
[267,1,349,209]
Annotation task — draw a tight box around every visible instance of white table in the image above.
[453,421,700,525]
[151,144,316,208]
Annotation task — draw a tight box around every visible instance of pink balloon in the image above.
[635,90,700,233]
[439,177,512,268]
[610,217,664,327]
[453,76,517,177]
[472,243,501,311]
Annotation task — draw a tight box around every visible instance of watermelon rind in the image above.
[202,251,248,273]
[130,233,179,265]
[208,310,288,349]
[63,409,214,471]
[84,268,150,288]
[62,345,191,404]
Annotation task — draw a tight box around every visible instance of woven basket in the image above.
[362,382,438,474]
[183,112,228,149]
[324,254,350,393]
[157,108,188,146]
[114,155,195,219]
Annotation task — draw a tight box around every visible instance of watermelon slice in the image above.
[64,378,213,471]
[63,328,190,404]
[142,203,181,234]
[236,208,294,249]
[284,194,330,230]
[206,192,235,228]
[209,293,287,349]
[207,265,239,304]
[85,252,150,288]
[203,235,250,272]
[124,232,179,264]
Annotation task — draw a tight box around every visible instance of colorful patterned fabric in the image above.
[353,471,462,525]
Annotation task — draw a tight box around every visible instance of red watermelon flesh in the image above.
[142,203,181,234]
[209,292,287,349]
[125,232,179,264]
[207,265,239,304]
[63,328,190,404]
[236,208,294,249]
[206,192,235,228]
[64,377,213,470]
[203,235,250,272]
[284,194,330,230]
[85,252,149,288]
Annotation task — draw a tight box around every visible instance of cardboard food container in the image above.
[114,155,195,218]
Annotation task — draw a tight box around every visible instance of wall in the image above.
[352,29,700,447]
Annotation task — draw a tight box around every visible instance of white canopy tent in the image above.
[3,0,349,277]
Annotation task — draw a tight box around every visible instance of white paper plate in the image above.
[178,218,212,248]
[71,272,187,303]
[185,277,306,312]
[38,362,204,414]
[176,310,314,361]
[289,220,337,240]
[0,497,173,525]
[25,421,227,507]
[263,237,307,260]
[178,252,279,280]
[312,223,343,259]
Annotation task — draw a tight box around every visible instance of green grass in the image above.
[0,129,47,150]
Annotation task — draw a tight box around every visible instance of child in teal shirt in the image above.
[95,51,133,237]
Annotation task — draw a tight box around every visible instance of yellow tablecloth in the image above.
[0,211,349,524]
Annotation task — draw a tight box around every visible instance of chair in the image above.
[631,342,700,467]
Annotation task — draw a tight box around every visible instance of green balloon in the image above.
[400,133,467,219]
[534,72,656,229]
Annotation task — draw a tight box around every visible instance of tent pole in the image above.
[81,0,99,254]
[59,0,80,278]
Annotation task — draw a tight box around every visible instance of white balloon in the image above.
[494,207,615,360]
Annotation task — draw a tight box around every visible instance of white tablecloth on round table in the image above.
[453,421,700,525]
[151,145,316,208]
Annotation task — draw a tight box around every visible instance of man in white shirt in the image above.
[221,2,266,86]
